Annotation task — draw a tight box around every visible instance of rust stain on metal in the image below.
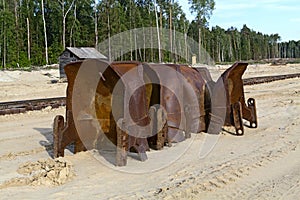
[53,61,258,166]
[205,62,258,135]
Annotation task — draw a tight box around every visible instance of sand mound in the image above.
[0,159,74,189]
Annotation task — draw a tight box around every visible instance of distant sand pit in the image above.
[0,159,75,189]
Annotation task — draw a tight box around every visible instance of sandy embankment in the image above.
[0,64,299,199]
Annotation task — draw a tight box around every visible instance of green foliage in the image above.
[0,0,299,69]
[189,0,215,26]
[49,42,63,64]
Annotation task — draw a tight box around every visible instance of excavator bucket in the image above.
[147,64,206,144]
[200,62,258,135]
[53,60,167,166]
[53,60,257,166]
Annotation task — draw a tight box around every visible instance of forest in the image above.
[0,0,300,69]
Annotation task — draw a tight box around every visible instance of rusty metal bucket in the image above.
[53,60,257,166]
[218,62,257,135]
[196,62,258,135]
[53,60,167,166]
[147,64,207,143]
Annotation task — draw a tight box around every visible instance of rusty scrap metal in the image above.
[53,61,259,165]
[199,62,258,135]
[53,61,168,166]
[147,63,207,144]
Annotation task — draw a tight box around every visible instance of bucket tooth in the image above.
[232,102,244,135]
[53,115,64,158]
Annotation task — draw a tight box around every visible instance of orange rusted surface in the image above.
[53,61,154,164]
[147,64,207,143]
[53,60,257,166]
[197,62,258,135]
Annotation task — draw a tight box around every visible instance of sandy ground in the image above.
[0,68,67,102]
[0,64,299,199]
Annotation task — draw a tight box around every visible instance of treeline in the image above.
[0,0,299,69]
[202,25,300,63]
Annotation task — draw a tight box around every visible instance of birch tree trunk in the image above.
[129,1,133,61]
[159,1,163,61]
[27,18,31,62]
[94,0,98,49]
[60,0,75,49]
[149,4,154,62]
[69,4,76,47]
[173,24,177,62]
[154,0,162,63]
[14,0,20,62]
[107,12,111,61]
[26,1,31,63]
[41,0,48,65]
[198,27,201,63]
[169,0,173,62]
[135,30,138,61]
[3,0,6,69]
[143,27,146,61]
[184,22,188,62]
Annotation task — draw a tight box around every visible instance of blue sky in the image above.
[178,0,300,42]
